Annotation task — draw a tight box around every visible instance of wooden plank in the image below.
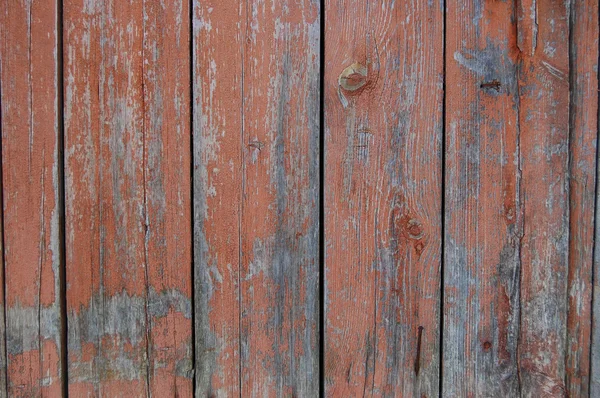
[0,0,63,396]
[192,1,243,395]
[64,0,192,395]
[324,1,443,396]
[517,0,571,395]
[193,0,320,395]
[239,1,320,396]
[443,1,521,396]
[566,0,598,396]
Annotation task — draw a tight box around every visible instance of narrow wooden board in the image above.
[517,0,571,395]
[443,1,521,396]
[0,0,63,395]
[64,0,192,395]
[193,0,320,395]
[192,1,243,394]
[324,1,443,396]
[566,0,598,396]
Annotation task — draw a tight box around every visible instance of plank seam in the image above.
[319,0,325,395]
[57,0,68,392]
[440,0,446,394]
[0,30,7,398]
[189,0,196,395]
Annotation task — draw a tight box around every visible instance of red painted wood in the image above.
[193,0,320,395]
[444,1,521,395]
[517,0,571,395]
[192,0,243,394]
[0,0,63,395]
[324,1,443,396]
[64,0,192,395]
[567,0,598,396]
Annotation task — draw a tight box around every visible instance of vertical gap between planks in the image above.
[318,0,325,395]
[318,0,327,395]
[439,0,447,394]
[189,0,196,393]
[590,4,600,393]
[57,0,68,395]
[0,37,6,398]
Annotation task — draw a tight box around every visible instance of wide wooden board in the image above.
[444,1,521,395]
[193,0,320,396]
[324,1,444,396]
[64,0,192,395]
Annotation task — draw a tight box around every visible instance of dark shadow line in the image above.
[189,0,196,395]
[439,0,447,395]
[57,0,69,395]
[0,34,7,398]
[318,0,325,396]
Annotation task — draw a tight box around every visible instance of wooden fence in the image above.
[0,0,599,396]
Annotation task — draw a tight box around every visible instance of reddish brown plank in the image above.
[64,0,192,395]
[443,1,521,396]
[517,0,571,395]
[239,1,320,396]
[193,0,320,395]
[0,0,63,395]
[193,0,243,395]
[566,0,598,396]
[324,1,443,396]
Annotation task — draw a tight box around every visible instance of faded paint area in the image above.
[517,1,571,396]
[194,0,320,396]
[324,0,443,396]
[0,0,63,395]
[64,0,192,395]
[444,1,521,397]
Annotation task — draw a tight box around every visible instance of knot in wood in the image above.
[339,62,368,93]
[406,219,424,239]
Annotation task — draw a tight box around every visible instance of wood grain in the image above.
[443,1,521,396]
[324,1,443,396]
[0,0,63,395]
[567,0,598,396]
[193,0,243,395]
[193,0,320,395]
[64,0,192,395]
[517,1,571,395]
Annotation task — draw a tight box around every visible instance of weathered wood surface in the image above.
[0,0,63,396]
[444,0,521,396]
[64,0,192,395]
[0,1,599,396]
[193,0,320,396]
[445,1,596,397]
[517,2,571,395]
[323,0,443,396]
[568,0,598,396]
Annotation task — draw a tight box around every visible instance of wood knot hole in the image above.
[480,80,501,92]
